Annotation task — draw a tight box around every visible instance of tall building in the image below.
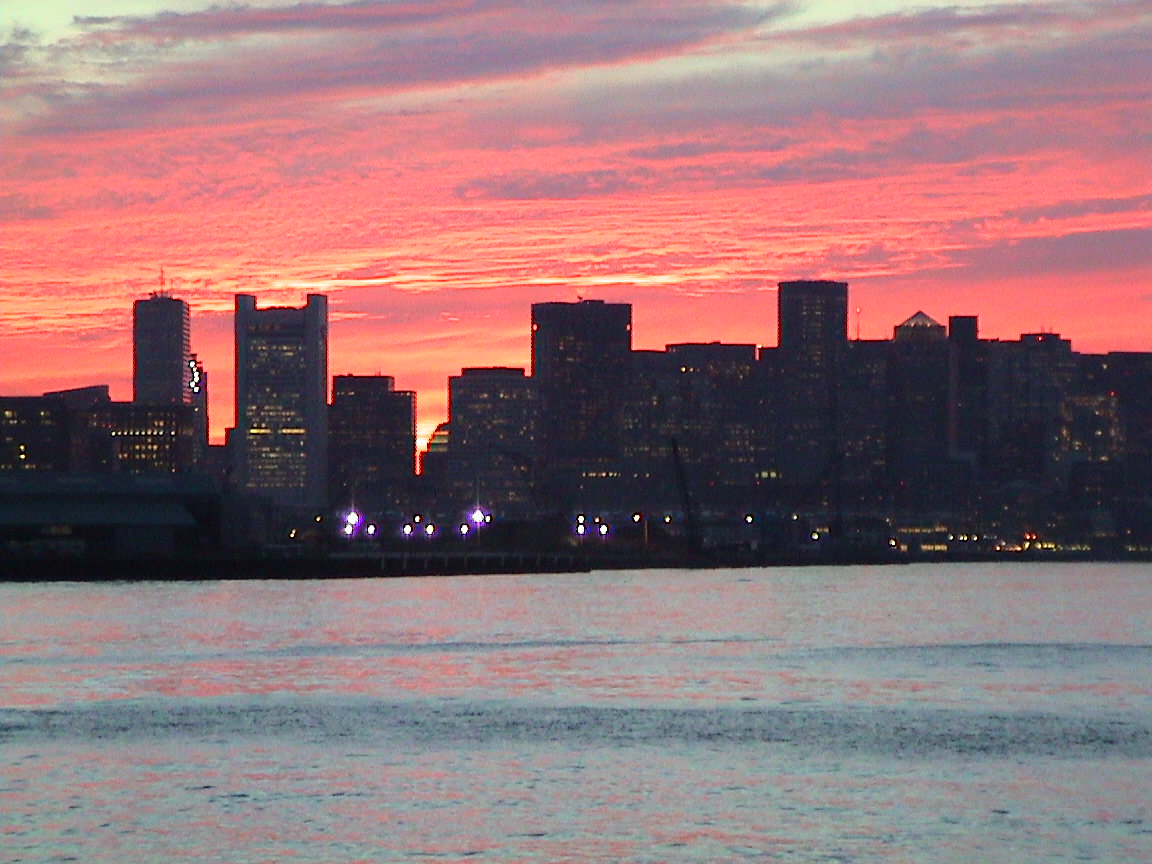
[838,339,889,499]
[447,367,537,515]
[664,343,758,495]
[531,300,632,481]
[777,280,848,361]
[887,311,951,508]
[986,332,1077,485]
[133,293,193,405]
[328,374,416,513]
[775,280,848,486]
[948,315,990,468]
[234,294,328,510]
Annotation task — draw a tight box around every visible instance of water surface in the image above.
[3,562,1150,862]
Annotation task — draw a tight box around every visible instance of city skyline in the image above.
[3,1,1150,446]
[1,283,1149,450]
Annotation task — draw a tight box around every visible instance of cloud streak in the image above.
[7,1,778,134]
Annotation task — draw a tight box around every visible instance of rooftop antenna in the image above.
[854,306,862,341]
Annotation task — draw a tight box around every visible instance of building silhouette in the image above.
[234,294,328,510]
[886,312,951,509]
[531,299,632,499]
[775,280,848,485]
[0,386,197,475]
[328,374,415,514]
[446,367,537,516]
[133,293,193,405]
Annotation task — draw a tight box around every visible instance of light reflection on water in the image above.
[2,562,1151,862]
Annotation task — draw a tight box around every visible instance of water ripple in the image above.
[4,699,1149,759]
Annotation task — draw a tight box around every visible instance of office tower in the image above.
[775,280,848,486]
[1084,352,1152,474]
[838,338,889,499]
[531,299,632,479]
[778,280,848,360]
[887,312,951,508]
[619,349,678,507]
[664,343,758,496]
[133,293,193,404]
[84,402,198,474]
[329,374,416,513]
[947,316,990,466]
[986,332,1078,485]
[447,367,537,515]
[234,294,328,510]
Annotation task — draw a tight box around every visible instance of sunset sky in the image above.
[3,0,1150,445]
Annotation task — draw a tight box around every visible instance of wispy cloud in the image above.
[7,1,778,135]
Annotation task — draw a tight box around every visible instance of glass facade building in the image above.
[234,294,328,510]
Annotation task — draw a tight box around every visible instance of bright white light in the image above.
[402,524,413,536]
[471,508,485,524]
[576,524,586,535]
[343,523,354,536]
[366,524,377,536]
[459,523,470,535]
[598,523,609,536]
[425,524,436,536]
[345,511,361,526]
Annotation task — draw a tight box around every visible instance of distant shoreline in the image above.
[2,546,1149,582]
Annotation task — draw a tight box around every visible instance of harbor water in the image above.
[3,562,1151,862]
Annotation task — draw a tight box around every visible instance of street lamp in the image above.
[632,511,648,546]
[343,510,361,539]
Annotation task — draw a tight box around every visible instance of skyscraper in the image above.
[447,367,537,515]
[777,279,848,363]
[133,292,192,404]
[775,280,848,486]
[328,374,415,513]
[531,299,632,479]
[887,311,950,507]
[234,294,328,509]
